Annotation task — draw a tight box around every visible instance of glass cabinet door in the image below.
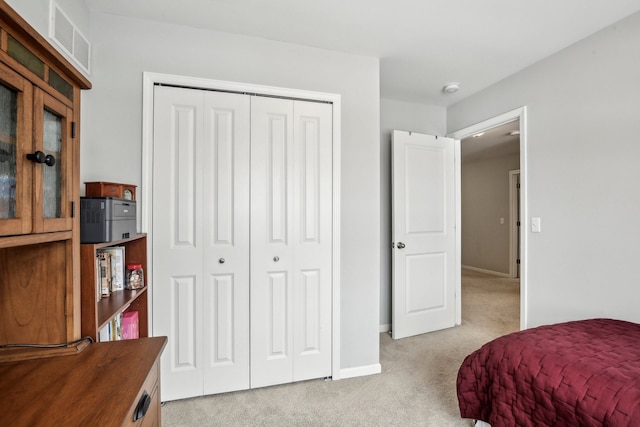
[33,89,73,233]
[0,65,32,236]
[42,108,63,219]
[0,83,17,219]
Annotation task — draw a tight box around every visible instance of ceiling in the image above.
[84,0,640,107]
[461,120,520,163]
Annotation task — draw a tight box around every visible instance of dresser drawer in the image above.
[125,359,160,427]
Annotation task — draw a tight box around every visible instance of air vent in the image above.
[49,1,91,74]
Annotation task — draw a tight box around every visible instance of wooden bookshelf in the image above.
[80,233,149,341]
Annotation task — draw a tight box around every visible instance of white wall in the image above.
[462,154,519,274]
[448,11,640,327]
[379,98,446,330]
[82,13,381,371]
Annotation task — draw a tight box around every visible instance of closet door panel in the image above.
[153,86,205,400]
[202,92,250,394]
[292,101,332,381]
[268,271,289,356]
[250,97,294,388]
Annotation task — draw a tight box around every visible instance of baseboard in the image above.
[340,363,382,379]
[462,265,510,278]
[379,324,391,333]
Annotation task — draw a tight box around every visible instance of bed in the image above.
[456,318,640,426]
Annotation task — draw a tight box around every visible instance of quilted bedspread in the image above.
[456,318,640,426]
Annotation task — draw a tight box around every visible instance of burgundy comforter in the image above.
[457,319,640,426]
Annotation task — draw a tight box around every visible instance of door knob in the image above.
[397,242,406,249]
[219,258,225,264]
[273,256,280,262]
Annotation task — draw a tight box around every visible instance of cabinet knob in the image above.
[44,154,56,167]
[25,151,55,167]
[26,151,45,164]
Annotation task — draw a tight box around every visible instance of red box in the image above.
[121,311,139,340]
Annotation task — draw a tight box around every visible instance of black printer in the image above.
[80,197,136,243]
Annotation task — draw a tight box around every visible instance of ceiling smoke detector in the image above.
[443,82,460,94]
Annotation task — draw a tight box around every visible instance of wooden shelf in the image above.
[96,286,148,330]
[80,233,149,341]
[0,231,72,249]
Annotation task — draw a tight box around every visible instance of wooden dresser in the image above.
[0,337,167,427]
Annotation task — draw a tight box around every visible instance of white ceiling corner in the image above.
[84,0,640,107]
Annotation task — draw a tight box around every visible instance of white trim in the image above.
[509,170,521,279]
[340,363,382,379]
[379,324,391,333]
[454,139,462,325]
[448,106,528,331]
[462,265,511,278]
[141,71,342,380]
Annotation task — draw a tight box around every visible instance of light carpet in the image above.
[162,270,520,426]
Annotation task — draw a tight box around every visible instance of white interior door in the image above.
[291,100,332,382]
[392,130,456,339]
[201,91,251,395]
[250,97,332,388]
[153,86,250,400]
[250,96,294,388]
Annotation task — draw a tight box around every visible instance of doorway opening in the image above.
[448,107,527,330]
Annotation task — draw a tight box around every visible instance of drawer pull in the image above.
[133,390,152,422]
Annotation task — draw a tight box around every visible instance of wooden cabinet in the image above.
[0,1,91,346]
[81,234,149,341]
[0,336,167,427]
[0,9,83,237]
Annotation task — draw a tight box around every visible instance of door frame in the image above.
[448,106,528,330]
[509,170,521,279]
[140,72,342,380]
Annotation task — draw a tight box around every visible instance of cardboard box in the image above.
[121,311,139,340]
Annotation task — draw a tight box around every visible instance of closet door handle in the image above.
[219,258,225,264]
[397,242,406,249]
[273,256,280,262]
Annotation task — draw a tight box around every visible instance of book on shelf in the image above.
[99,312,123,342]
[98,323,110,342]
[110,313,122,341]
[97,252,111,297]
[94,255,102,302]
[98,246,126,292]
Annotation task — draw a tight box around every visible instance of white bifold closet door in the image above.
[250,97,332,389]
[152,86,332,401]
[153,86,251,401]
